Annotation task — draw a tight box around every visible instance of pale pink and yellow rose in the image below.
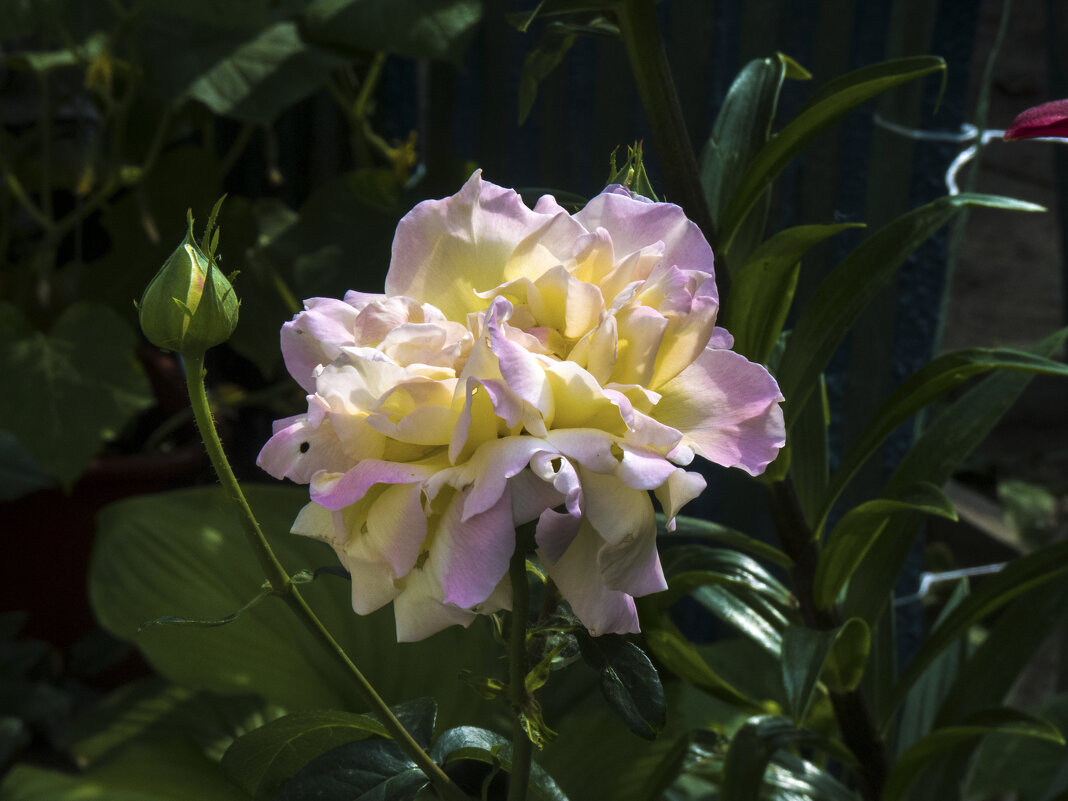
[258,172,785,641]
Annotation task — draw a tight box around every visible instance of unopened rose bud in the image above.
[138,211,239,354]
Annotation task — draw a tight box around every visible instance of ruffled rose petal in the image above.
[655,347,785,475]
[573,186,717,304]
[386,171,585,320]
[537,519,639,636]
[310,459,438,510]
[281,297,362,392]
[431,487,515,609]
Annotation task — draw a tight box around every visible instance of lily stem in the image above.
[616,0,723,292]
[182,350,468,801]
[768,478,887,801]
[507,546,533,801]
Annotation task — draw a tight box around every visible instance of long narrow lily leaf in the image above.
[721,715,858,801]
[664,514,793,569]
[780,618,869,724]
[843,328,1068,626]
[720,223,863,364]
[883,708,1064,801]
[778,193,1044,428]
[700,54,790,223]
[640,622,762,711]
[719,56,946,250]
[813,484,957,610]
[887,539,1068,725]
[934,577,1068,728]
[815,342,1068,532]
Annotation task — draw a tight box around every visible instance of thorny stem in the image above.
[182,351,468,801]
[768,479,888,801]
[507,545,534,801]
[616,0,725,295]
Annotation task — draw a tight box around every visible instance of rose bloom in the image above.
[258,173,785,641]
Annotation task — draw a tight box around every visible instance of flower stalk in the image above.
[507,542,534,801]
[181,350,468,801]
[616,0,723,292]
[768,479,888,801]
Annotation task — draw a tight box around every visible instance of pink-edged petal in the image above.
[579,467,656,546]
[1004,99,1068,141]
[310,459,435,510]
[361,483,427,577]
[618,445,677,490]
[281,298,363,392]
[509,467,566,526]
[486,297,554,415]
[290,501,339,545]
[256,414,351,484]
[345,557,401,615]
[449,376,518,464]
[611,304,668,386]
[432,487,515,609]
[534,507,582,562]
[539,520,639,636]
[573,188,717,304]
[385,171,584,320]
[653,468,707,529]
[655,347,785,476]
[458,436,547,520]
[393,566,477,642]
[545,428,619,473]
[597,529,667,597]
[530,451,582,516]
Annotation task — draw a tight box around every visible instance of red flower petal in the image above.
[1004,98,1068,140]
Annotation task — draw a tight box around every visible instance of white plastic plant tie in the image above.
[893,561,1008,607]
[872,113,1066,195]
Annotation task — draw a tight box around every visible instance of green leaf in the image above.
[700,54,791,226]
[719,56,948,251]
[816,342,1068,533]
[518,22,577,125]
[301,0,483,64]
[813,483,957,610]
[720,223,862,364]
[68,680,277,767]
[780,618,869,724]
[777,193,1045,429]
[0,733,247,801]
[274,738,425,801]
[574,633,665,740]
[639,620,761,711]
[221,710,399,799]
[887,539,1068,724]
[431,726,568,801]
[884,708,1065,801]
[843,328,1068,626]
[185,22,346,125]
[660,544,794,607]
[894,581,970,758]
[0,302,153,489]
[89,486,500,727]
[0,431,54,501]
[664,514,792,569]
[720,715,857,801]
[934,576,1068,730]
[966,691,1068,801]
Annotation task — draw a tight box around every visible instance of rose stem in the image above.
[182,350,468,801]
[507,542,534,801]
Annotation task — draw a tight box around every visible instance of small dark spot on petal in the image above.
[299,442,310,453]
